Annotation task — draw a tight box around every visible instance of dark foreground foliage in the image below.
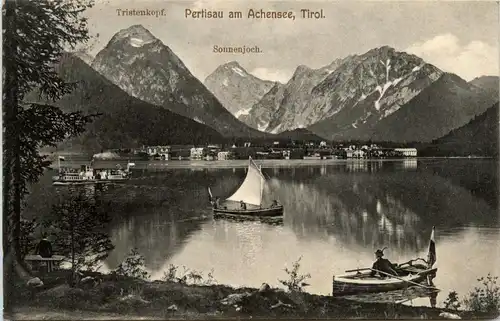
[9,269,499,320]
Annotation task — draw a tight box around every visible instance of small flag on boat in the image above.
[427,226,436,268]
[58,156,66,161]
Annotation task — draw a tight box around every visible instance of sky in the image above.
[84,0,499,83]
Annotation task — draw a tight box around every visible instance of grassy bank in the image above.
[7,270,498,320]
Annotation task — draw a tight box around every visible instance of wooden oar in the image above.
[345,267,372,273]
[370,268,439,291]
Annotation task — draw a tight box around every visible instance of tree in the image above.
[113,248,150,280]
[43,192,114,286]
[19,218,38,259]
[3,1,95,258]
[3,0,97,308]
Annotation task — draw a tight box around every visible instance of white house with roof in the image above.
[217,151,231,160]
[190,147,204,159]
[146,146,170,159]
[394,148,417,157]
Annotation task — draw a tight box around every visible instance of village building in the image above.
[217,151,231,160]
[146,145,170,160]
[394,148,418,157]
[190,147,204,159]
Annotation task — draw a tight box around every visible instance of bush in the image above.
[113,248,150,280]
[278,256,311,292]
[163,264,178,282]
[161,264,217,285]
[463,273,500,313]
[443,291,461,311]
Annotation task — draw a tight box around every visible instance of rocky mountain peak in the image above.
[224,61,244,68]
[91,25,264,138]
[293,64,312,74]
[204,61,276,119]
[109,24,158,48]
[212,61,251,78]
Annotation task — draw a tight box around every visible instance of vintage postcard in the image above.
[2,0,499,320]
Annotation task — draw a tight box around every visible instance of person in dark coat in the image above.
[370,248,398,277]
[35,233,53,258]
[213,197,220,209]
[240,200,247,210]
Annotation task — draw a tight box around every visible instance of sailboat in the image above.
[209,157,284,217]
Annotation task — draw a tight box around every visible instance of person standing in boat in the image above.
[240,200,247,210]
[213,197,220,209]
[370,248,398,277]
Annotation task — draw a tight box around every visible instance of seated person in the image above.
[270,200,280,208]
[370,248,398,277]
[212,197,221,209]
[240,200,247,210]
[35,233,53,258]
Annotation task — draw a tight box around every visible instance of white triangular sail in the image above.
[226,157,266,206]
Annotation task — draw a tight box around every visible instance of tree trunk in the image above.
[3,1,32,312]
[71,212,76,287]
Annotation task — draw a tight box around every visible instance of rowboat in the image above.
[213,205,284,217]
[332,262,437,296]
[333,227,438,296]
[209,157,284,217]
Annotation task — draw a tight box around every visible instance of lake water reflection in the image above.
[27,159,500,307]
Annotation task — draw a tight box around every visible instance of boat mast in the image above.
[259,164,263,206]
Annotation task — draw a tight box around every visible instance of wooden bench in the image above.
[24,255,65,273]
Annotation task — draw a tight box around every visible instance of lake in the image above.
[25,158,500,308]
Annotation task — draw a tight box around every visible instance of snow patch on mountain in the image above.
[258,121,269,131]
[270,124,282,134]
[194,117,205,124]
[232,67,246,77]
[374,82,392,111]
[130,37,149,47]
[384,59,391,82]
[235,107,252,118]
[383,104,401,118]
[392,77,403,86]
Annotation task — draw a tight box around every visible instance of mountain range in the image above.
[28,24,498,152]
[206,46,498,143]
[91,25,265,139]
[26,53,224,151]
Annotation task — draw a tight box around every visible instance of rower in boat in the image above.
[213,197,221,209]
[370,248,399,277]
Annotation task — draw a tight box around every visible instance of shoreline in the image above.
[9,271,497,320]
[49,157,496,171]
